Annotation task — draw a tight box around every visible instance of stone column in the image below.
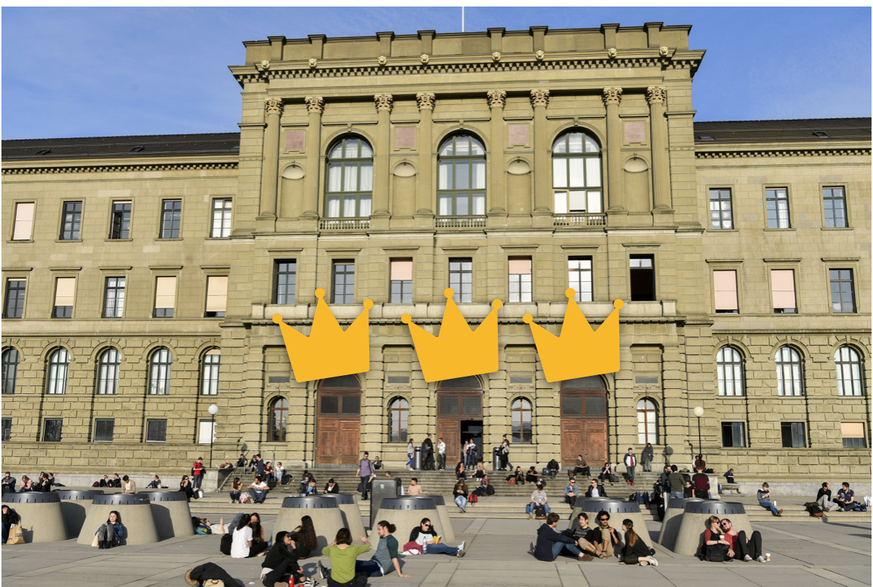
[260,98,283,218]
[487,90,507,214]
[415,92,435,216]
[373,94,393,219]
[530,89,551,215]
[603,87,625,212]
[302,96,324,218]
[646,86,671,210]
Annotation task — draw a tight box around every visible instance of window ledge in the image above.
[763,228,795,232]
[155,238,183,242]
[6,239,33,244]
[54,239,82,244]
[821,227,853,231]
[706,229,739,233]
[105,238,133,243]
[205,237,232,241]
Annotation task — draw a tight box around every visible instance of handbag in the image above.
[469,493,478,503]
[90,532,100,548]
[508,478,516,485]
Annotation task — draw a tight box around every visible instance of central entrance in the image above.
[437,376,483,466]
[315,375,361,466]
[560,376,608,468]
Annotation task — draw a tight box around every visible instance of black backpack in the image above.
[220,532,233,555]
[534,505,546,518]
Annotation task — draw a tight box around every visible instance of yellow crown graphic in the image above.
[523,289,623,383]
[402,289,502,383]
[272,289,373,383]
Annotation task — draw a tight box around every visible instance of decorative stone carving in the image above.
[646,86,667,105]
[374,94,394,112]
[602,87,623,106]
[535,50,545,61]
[416,92,435,111]
[529,89,550,108]
[304,96,324,114]
[259,60,270,71]
[378,55,388,66]
[264,98,284,115]
[659,46,669,57]
[607,47,617,59]
[308,58,318,69]
[420,54,429,64]
[492,51,501,62]
[487,90,507,109]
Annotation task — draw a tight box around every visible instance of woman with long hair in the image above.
[250,512,269,547]
[261,530,316,586]
[230,513,269,558]
[318,528,371,587]
[95,510,125,549]
[179,474,194,500]
[455,461,466,480]
[18,475,31,492]
[509,466,525,484]
[290,515,318,559]
[618,519,658,566]
[229,477,242,503]
[453,480,468,512]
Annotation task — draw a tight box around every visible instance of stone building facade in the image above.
[2,24,870,477]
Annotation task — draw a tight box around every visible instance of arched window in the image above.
[437,135,486,217]
[388,398,409,442]
[776,346,804,396]
[148,347,172,395]
[836,346,863,396]
[97,348,121,395]
[637,399,658,444]
[270,397,289,442]
[2,348,19,395]
[511,397,533,444]
[552,131,602,216]
[46,348,70,395]
[717,346,744,396]
[325,136,373,218]
[201,349,221,395]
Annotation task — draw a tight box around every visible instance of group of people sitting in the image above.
[533,511,658,566]
[2,471,59,493]
[815,481,869,512]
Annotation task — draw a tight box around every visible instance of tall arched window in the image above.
[552,131,602,216]
[717,346,744,396]
[46,348,70,395]
[97,348,121,395]
[325,136,373,218]
[201,349,221,395]
[836,346,863,396]
[637,398,658,444]
[388,398,409,442]
[776,346,804,396]
[2,348,19,395]
[270,397,289,442]
[437,135,486,217]
[148,347,172,395]
[511,397,533,444]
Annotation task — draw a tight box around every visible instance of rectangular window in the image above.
[508,257,532,303]
[449,258,473,303]
[103,277,126,318]
[94,419,115,443]
[830,269,855,313]
[154,276,176,318]
[568,257,593,302]
[842,422,867,448]
[109,201,132,239]
[781,422,806,448]
[709,188,733,229]
[771,269,796,313]
[12,202,35,241]
[4,279,26,319]
[390,259,413,303]
[43,418,63,442]
[204,276,228,318]
[332,262,355,304]
[721,422,746,448]
[201,350,221,395]
[145,419,167,442]
[273,260,296,304]
[766,188,791,228]
[713,270,739,313]
[60,201,83,240]
[53,277,76,319]
[211,198,232,238]
[198,419,216,444]
[159,200,182,238]
[629,255,656,301]
[1,418,11,441]
[823,187,848,228]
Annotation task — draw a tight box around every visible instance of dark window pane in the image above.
[43,419,63,442]
[160,200,182,238]
[94,419,114,442]
[462,396,481,415]
[4,280,26,319]
[146,420,167,442]
[439,395,459,415]
[341,395,360,414]
[109,202,131,239]
[60,202,82,240]
[562,396,582,415]
[320,396,339,414]
[2,349,19,394]
[585,396,605,416]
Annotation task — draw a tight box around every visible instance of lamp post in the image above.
[208,404,219,469]
[693,406,704,465]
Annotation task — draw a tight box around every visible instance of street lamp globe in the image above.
[208,404,219,416]
[693,406,704,418]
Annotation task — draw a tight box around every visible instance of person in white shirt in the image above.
[230,514,269,558]
[526,484,550,518]
[585,479,607,498]
[248,476,269,504]
[274,462,285,484]
[437,438,447,470]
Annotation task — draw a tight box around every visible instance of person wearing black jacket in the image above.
[423,435,435,471]
[565,512,598,556]
[618,519,658,566]
[185,563,242,587]
[408,518,465,557]
[2,505,20,543]
[533,513,593,561]
[585,479,607,498]
[324,479,340,494]
[261,531,307,586]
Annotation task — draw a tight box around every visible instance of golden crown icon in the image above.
[523,289,623,383]
[272,289,373,383]
[402,289,502,383]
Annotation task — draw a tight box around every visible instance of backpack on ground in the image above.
[804,502,824,517]
[219,532,233,555]
[468,493,478,503]
[704,543,725,562]
[534,505,546,518]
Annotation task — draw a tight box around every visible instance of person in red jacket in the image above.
[191,457,205,491]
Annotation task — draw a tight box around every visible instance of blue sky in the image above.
[2,7,870,140]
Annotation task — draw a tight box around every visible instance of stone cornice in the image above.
[2,160,238,175]
[696,147,870,159]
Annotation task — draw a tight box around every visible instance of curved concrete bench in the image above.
[578,499,651,543]
[3,491,67,543]
[673,501,752,556]
[657,498,707,551]
[54,489,103,538]
[401,496,455,542]
[77,493,159,545]
[137,491,193,539]
[274,496,345,549]
[373,497,440,545]
[323,494,366,542]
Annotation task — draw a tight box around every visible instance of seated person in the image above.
[701,515,730,561]
[544,459,560,478]
[720,518,765,562]
[302,479,318,495]
[757,482,783,516]
[18,475,32,492]
[1,472,16,495]
[585,478,607,498]
[185,563,243,587]
[219,459,234,469]
[1,505,20,544]
[573,455,590,477]
[235,453,248,470]
[565,511,597,553]
[618,519,657,566]
[817,482,839,512]
[472,463,486,480]
[408,478,423,496]
[352,521,410,578]
[406,518,465,557]
[317,529,371,587]
[525,466,540,485]
[533,512,593,561]
[564,477,580,507]
[248,475,270,504]
[98,475,110,488]
[455,462,467,480]
[724,468,736,484]
[683,479,694,498]
[110,474,122,488]
[836,482,857,511]
[95,510,126,549]
[146,475,162,489]
[508,466,525,484]
[260,531,312,587]
[590,511,621,559]
[288,515,318,559]
[526,484,550,518]
[324,478,340,494]
[179,475,195,500]
[472,475,495,497]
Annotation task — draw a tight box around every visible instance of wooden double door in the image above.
[560,387,608,467]
[316,418,360,465]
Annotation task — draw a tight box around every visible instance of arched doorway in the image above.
[437,376,483,465]
[560,376,607,467]
[315,375,361,465]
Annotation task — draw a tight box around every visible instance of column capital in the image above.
[264,98,284,116]
[529,89,550,108]
[487,90,507,109]
[646,86,667,105]
[303,96,324,114]
[602,87,623,106]
[416,92,435,111]
[374,94,394,113]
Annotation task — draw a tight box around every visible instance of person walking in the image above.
[423,434,435,470]
[357,451,375,500]
[623,448,636,486]
[641,443,654,472]
[406,439,414,470]
[437,437,446,470]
